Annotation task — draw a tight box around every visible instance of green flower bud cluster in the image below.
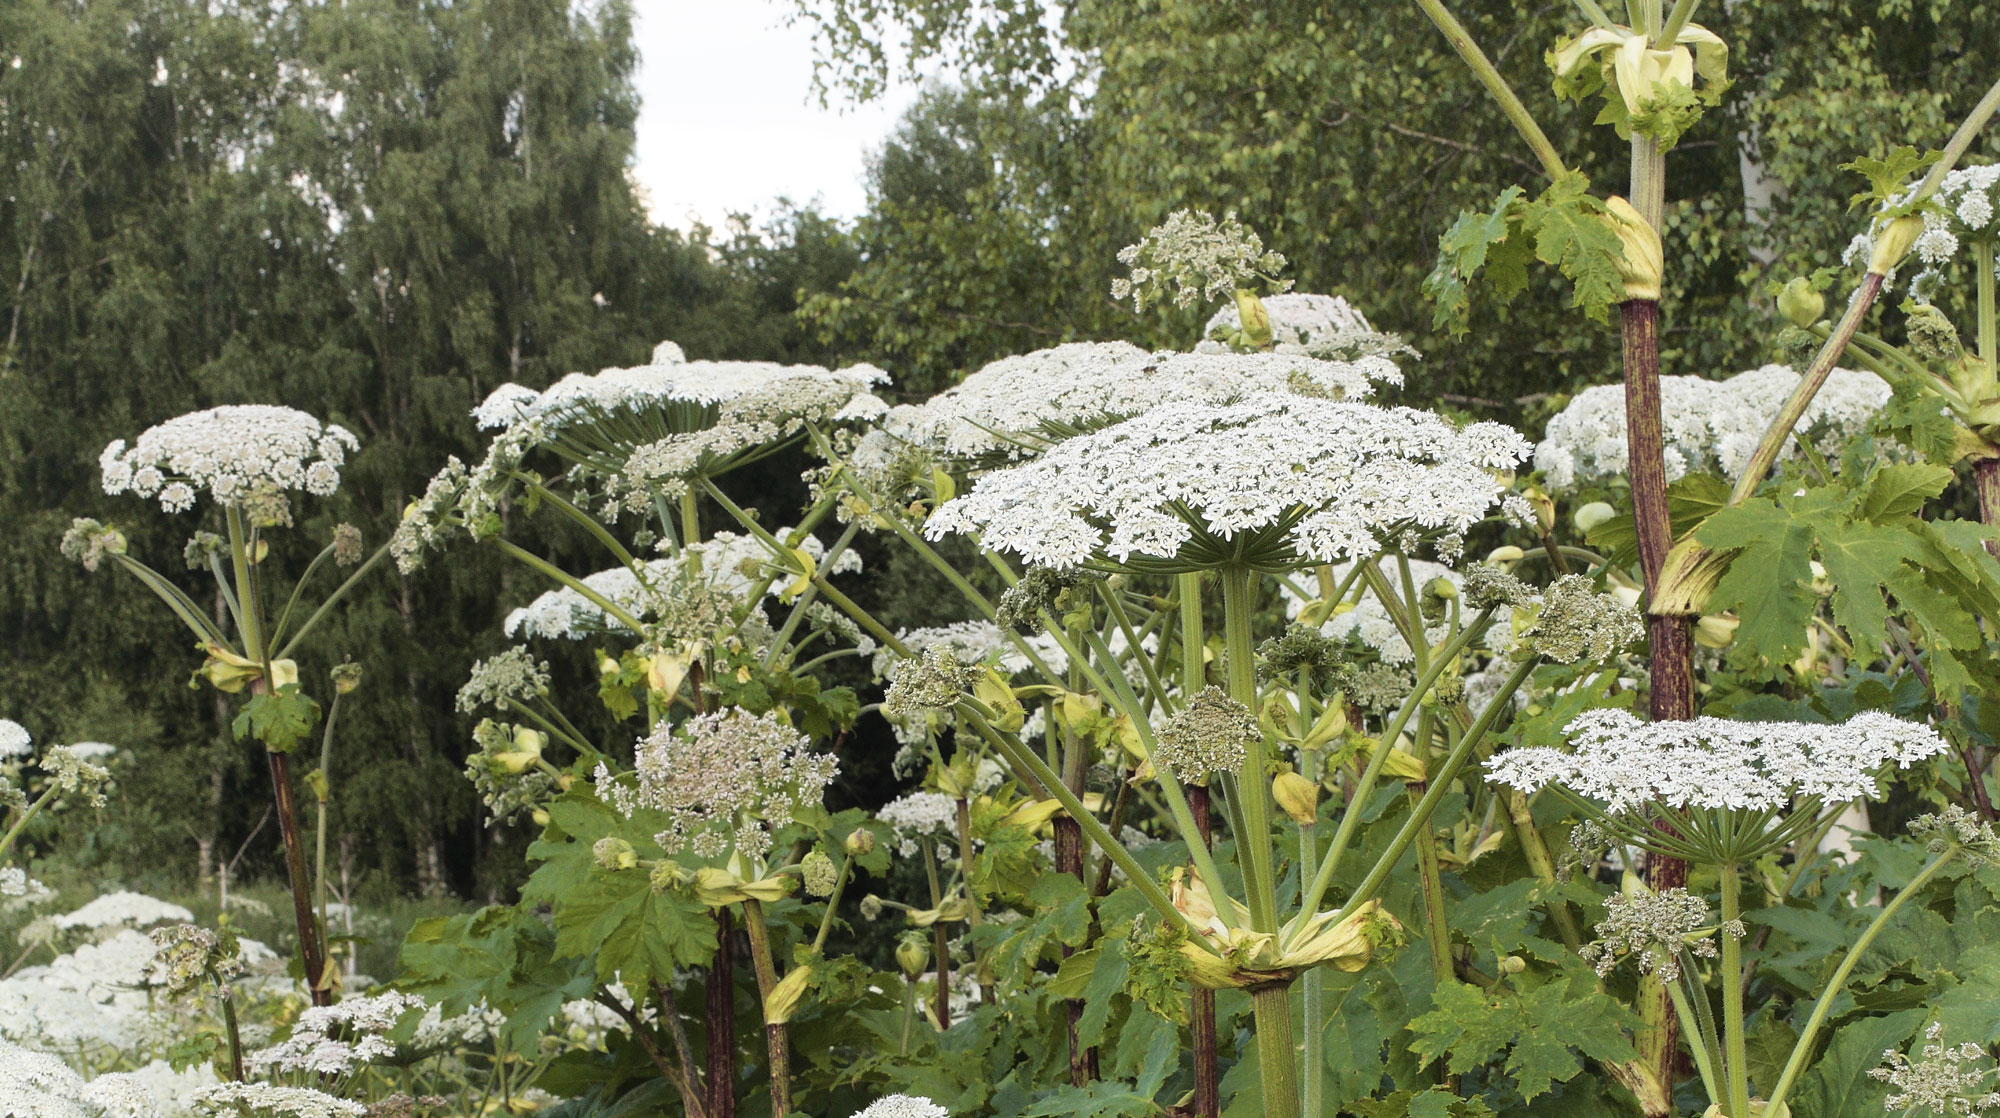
[1154,686,1259,784]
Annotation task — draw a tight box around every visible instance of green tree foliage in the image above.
[0,0,853,898]
[793,0,1998,402]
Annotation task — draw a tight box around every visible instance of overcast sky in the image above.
[628,2,919,232]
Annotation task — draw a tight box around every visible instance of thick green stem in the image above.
[489,539,646,633]
[1730,273,1887,505]
[1408,779,1455,987]
[1251,982,1301,1118]
[1766,852,1953,1112]
[1181,573,1221,1118]
[271,542,390,660]
[739,900,791,1118]
[1411,0,1567,179]
[1978,240,1996,367]
[1220,566,1280,934]
[918,835,951,1030]
[313,692,344,951]
[0,785,61,863]
[1665,973,1720,1104]
[220,991,245,1082]
[1654,0,1702,43]
[1719,864,1751,1118]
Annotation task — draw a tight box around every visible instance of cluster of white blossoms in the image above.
[53,891,195,931]
[473,339,890,431]
[1871,1022,2000,1115]
[99,405,359,513]
[0,718,30,759]
[191,1082,367,1117]
[1110,209,1289,312]
[0,930,168,1058]
[872,622,1069,683]
[851,1095,950,1118]
[866,342,1404,465]
[0,1038,93,1118]
[1907,163,2000,300]
[0,866,50,901]
[1200,292,1373,350]
[247,991,483,1079]
[502,531,862,640]
[926,393,1530,570]
[1534,365,1889,490]
[1485,707,1949,813]
[78,1059,217,1118]
[599,708,839,861]
[876,791,960,856]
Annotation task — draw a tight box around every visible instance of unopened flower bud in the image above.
[1272,771,1321,825]
[592,836,638,872]
[531,808,550,827]
[895,932,929,979]
[1232,288,1274,349]
[1776,277,1824,327]
[1694,614,1739,649]
[801,850,839,898]
[844,828,876,857]
[1485,545,1525,565]
[1498,954,1528,975]
[599,656,620,677]
[1869,215,1924,275]
[330,661,362,695]
[859,894,885,921]
[1573,501,1616,534]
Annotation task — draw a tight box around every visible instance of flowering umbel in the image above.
[598,708,838,861]
[1111,210,1290,312]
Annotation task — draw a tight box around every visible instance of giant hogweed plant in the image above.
[59,405,392,1007]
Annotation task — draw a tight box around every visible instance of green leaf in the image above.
[1408,980,1518,1074]
[1858,462,1954,521]
[1696,498,1816,665]
[1422,185,1525,336]
[522,792,718,989]
[1844,146,1939,210]
[1530,175,1624,323]
[1507,976,1639,1101]
[230,684,322,753]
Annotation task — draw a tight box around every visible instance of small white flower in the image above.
[0,720,29,759]
[99,405,358,512]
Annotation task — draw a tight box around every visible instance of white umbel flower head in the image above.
[1533,364,1888,490]
[0,720,29,759]
[99,405,359,511]
[1202,292,1373,349]
[925,393,1529,573]
[0,1038,88,1118]
[599,708,839,862]
[876,791,960,856]
[503,530,860,640]
[191,1082,368,1117]
[53,891,195,931]
[851,1095,950,1118]
[880,343,1404,463]
[1486,707,1948,814]
[471,342,886,433]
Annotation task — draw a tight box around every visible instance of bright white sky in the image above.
[629,1,920,233]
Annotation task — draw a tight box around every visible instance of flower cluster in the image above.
[1485,708,1949,813]
[193,1082,368,1117]
[455,648,551,714]
[58,517,128,573]
[1533,364,1888,490]
[925,393,1530,571]
[472,339,886,432]
[1200,292,1374,350]
[0,719,28,759]
[246,991,481,1079]
[1110,209,1290,311]
[389,457,467,574]
[99,405,359,513]
[1577,887,1720,981]
[1870,1022,2000,1115]
[598,708,838,861]
[877,791,960,857]
[851,1095,950,1118]
[1910,805,2000,868]
[54,891,193,931]
[147,924,244,998]
[1909,163,2000,300]
[873,622,1068,684]
[1518,575,1644,664]
[502,531,859,641]
[869,343,1404,464]
[1154,686,1259,784]
[883,646,979,720]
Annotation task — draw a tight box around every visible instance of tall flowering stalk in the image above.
[1489,709,1958,1117]
[65,405,389,1006]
